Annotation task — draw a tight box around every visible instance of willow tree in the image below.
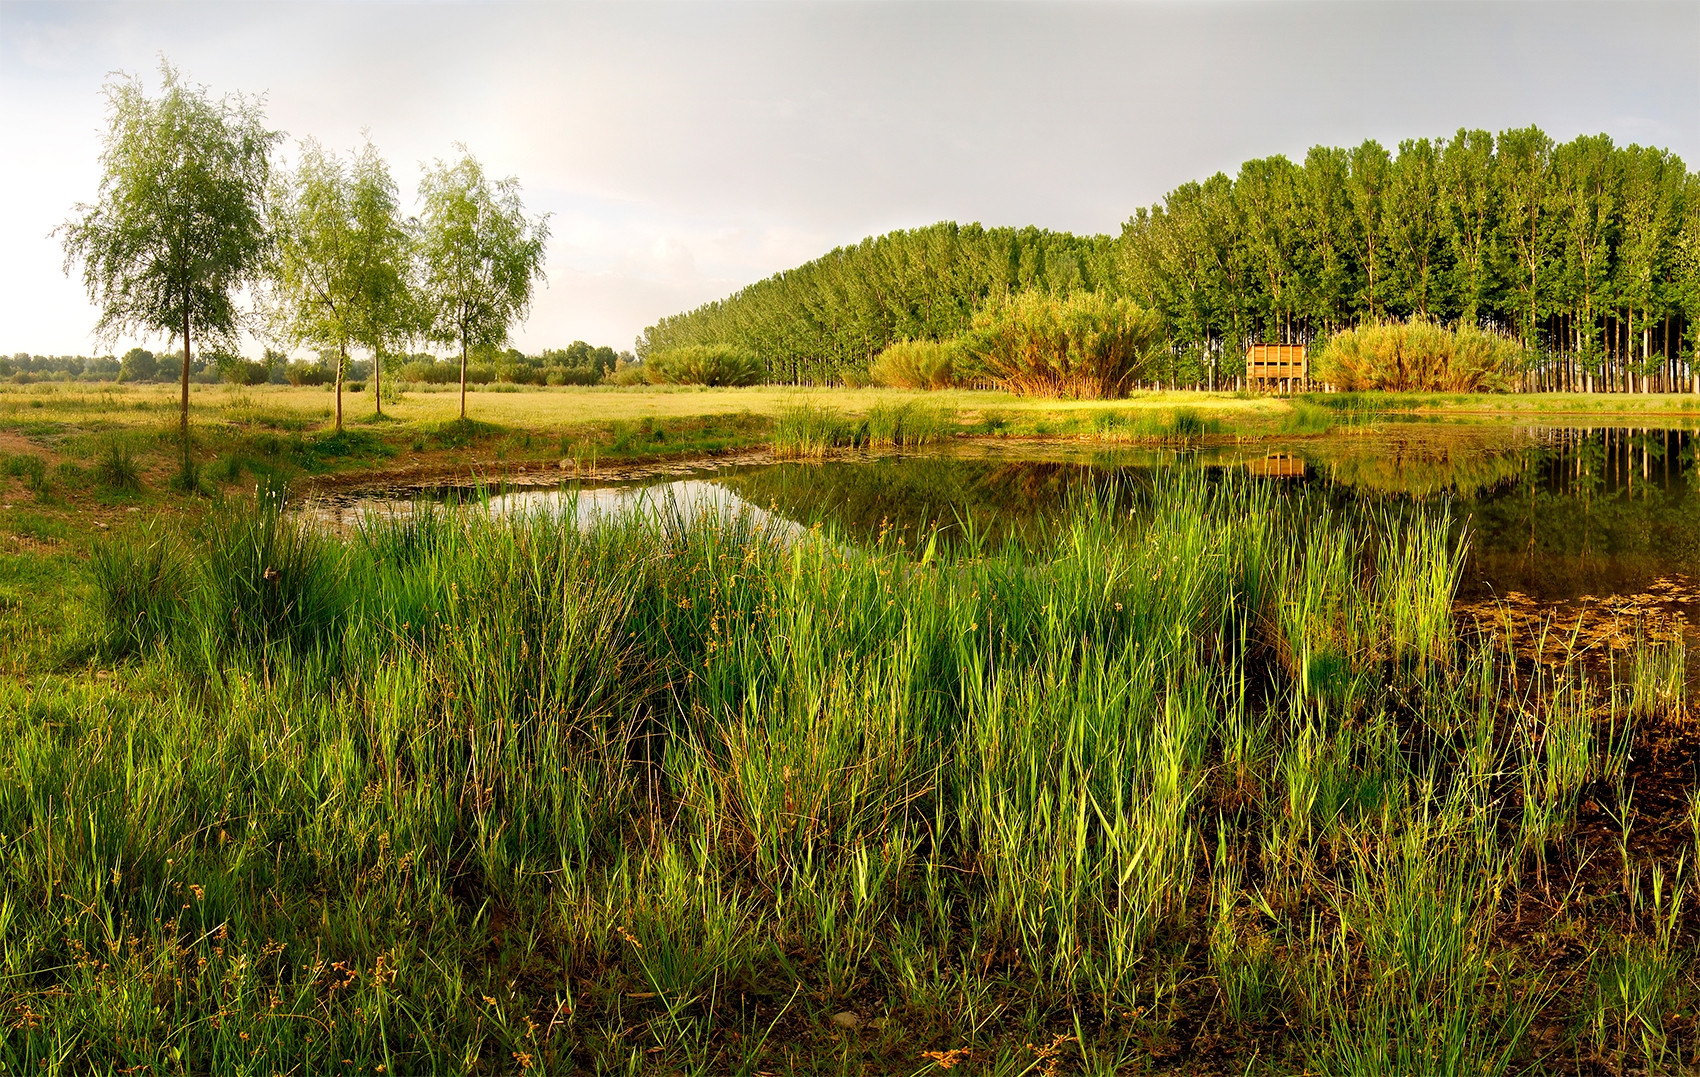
[59,61,278,486]
[272,138,413,429]
[417,148,549,419]
[271,140,357,431]
[347,142,414,419]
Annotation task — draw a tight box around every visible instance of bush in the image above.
[400,359,456,384]
[284,361,331,386]
[547,365,601,386]
[497,362,549,386]
[961,291,1163,398]
[645,345,763,387]
[608,360,647,386]
[870,339,957,390]
[1312,320,1522,393]
[220,356,272,386]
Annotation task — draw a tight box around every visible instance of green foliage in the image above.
[773,402,952,457]
[640,221,1119,384]
[195,499,347,661]
[283,359,331,386]
[1093,406,1225,441]
[16,479,1668,1070]
[962,289,1165,398]
[1314,319,1523,392]
[417,148,550,417]
[214,350,271,385]
[644,127,1700,393]
[869,338,957,389]
[57,59,279,477]
[271,137,414,430]
[117,347,158,382]
[644,344,762,387]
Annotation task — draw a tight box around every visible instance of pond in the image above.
[314,424,1700,664]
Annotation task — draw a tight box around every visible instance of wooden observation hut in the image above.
[1246,344,1308,393]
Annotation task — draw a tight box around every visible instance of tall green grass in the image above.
[772,402,952,457]
[2,477,1690,1072]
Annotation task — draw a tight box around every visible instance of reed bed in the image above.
[2,477,1694,1074]
[772,401,953,458]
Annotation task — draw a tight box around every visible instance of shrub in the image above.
[960,291,1163,398]
[400,359,457,384]
[284,361,331,386]
[645,345,763,387]
[870,339,957,390]
[608,360,647,386]
[1313,319,1522,392]
[215,350,272,386]
[544,365,601,386]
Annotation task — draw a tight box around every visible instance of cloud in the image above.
[3,1,1696,355]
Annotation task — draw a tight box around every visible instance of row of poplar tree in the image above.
[640,127,1700,392]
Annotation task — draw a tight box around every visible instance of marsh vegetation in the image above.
[3,463,1696,1073]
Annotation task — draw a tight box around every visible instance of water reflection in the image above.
[311,479,809,545]
[317,427,1696,609]
[716,428,1697,604]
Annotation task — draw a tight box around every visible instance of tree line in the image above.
[58,60,552,485]
[641,127,1700,392]
[1,341,631,389]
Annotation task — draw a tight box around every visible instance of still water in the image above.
[321,425,1697,610]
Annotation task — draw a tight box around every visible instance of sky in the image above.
[3,0,1697,359]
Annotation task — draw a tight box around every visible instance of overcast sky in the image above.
[3,0,1697,358]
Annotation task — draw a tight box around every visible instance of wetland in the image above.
[4,406,1699,1075]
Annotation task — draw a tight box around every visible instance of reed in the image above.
[1,474,1689,1072]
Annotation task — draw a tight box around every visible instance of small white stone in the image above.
[830,1011,861,1030]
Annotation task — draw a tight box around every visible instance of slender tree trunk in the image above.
[459,335,468,420]
[335,342,345,434]
[180,306,192,484]
[374,345,383,419]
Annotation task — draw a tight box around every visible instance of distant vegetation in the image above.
[1313,321,1526,393]
[642,343,763,387]
[643,127,1700,394]
[2,341,633,388]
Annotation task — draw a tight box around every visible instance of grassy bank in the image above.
[2,477,1695,1074]
[4,380,1697,496]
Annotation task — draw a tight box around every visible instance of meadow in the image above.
[1,460,1695,1074]
[3,379,1697,500]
